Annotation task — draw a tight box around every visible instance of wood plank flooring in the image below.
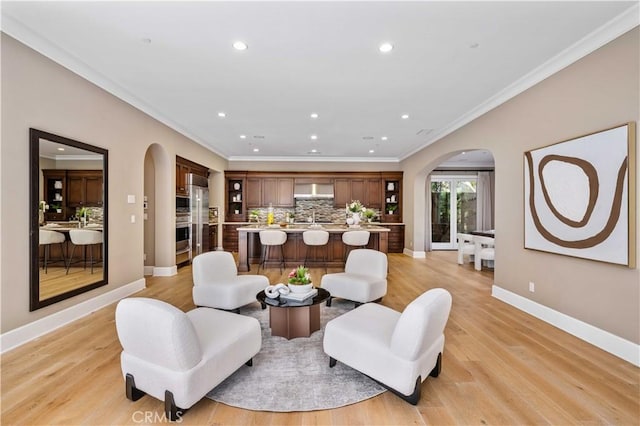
[2,252,638,425]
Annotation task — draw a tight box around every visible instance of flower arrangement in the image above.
[347,200,364,213]
[39,201,49,211]
[288,265,311,285]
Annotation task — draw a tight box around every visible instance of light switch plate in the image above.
[127,195,136,204]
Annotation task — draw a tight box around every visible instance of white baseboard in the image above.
[143,266,154,276]
[492,285,640,367]
[0,278,146,354]
[403,248,426,258]
[153,265,177,276]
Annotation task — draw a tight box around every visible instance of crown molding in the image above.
[400,4,640,161]
[228,155,400,163]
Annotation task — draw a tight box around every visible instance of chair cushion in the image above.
[390,289,452,360]
[116,298,202,371]
[192,274,269,310]
[320,272,387,303]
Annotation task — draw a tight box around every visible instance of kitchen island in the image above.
[236,224,390,272]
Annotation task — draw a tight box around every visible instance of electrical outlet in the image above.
[529,281,535,292]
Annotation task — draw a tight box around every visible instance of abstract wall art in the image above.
[524,122,636,267]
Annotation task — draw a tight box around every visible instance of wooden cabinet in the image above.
[246,177,262,208]
[388,225,405,253]
[222,223,243,252]
[333,176,381,210]
[176,156,208,196]
[225,172,246,222]
[66,170,103,208]
[382,172,403,223]
[42,170,67,221]
[208,225,218,251]
[245,176,294,208]
[263,177,294,207]
[334,178,350,208]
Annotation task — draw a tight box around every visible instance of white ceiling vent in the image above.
[416,129,435,136]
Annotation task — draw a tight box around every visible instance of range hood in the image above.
[294,183,334,199]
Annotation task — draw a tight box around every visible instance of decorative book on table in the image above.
[280,288,318,302]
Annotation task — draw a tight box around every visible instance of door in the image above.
[430,176,477,250]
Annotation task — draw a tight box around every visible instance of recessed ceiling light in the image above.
[369,149,375,153]
[310,113,319,119]
[381,136,388,141]
[233,41,248,51]
[462,151,466,155]
[401,114,409,119]
[310,135,318,140]
[240,134,246,139]
[218,112,226,118]
[310,149,318,153]
[57,147,65,151]
[379,42,393,53]
[253,148,259,152]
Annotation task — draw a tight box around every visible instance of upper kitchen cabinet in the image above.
[66,170,103,208]
[42,170,67,221]
[246,176,294,207]
[333,174,381,210]
[176,156,208,195]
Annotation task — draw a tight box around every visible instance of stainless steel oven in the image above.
[176,212,191,265]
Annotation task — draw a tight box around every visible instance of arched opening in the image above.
[143,143,175,276]
[411,149,495,264]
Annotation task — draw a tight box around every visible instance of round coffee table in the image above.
[256,287,331,340]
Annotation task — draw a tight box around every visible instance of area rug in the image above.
[206,298,386,412]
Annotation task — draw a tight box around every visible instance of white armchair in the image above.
[192,251,269,312]
[320,249,387,307]
[323,288,452,404]
[473,235,495,271]
[115,297,261,421]
[456,233,475,265]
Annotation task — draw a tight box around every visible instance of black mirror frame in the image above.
[29,128,109,311]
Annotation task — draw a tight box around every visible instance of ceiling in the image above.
[2,1,638,163]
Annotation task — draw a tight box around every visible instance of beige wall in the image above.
[401,28,640,343]
[0,34,227,332]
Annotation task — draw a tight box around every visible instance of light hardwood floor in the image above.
[2,252,639,425]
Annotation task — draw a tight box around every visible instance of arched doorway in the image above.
[143,143,176,276]
[411,149,495,255]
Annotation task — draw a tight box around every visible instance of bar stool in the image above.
[258,230,287,273]
[66,229,103,274]
[39,229,67,273]
[302,230,330,273]
[342,230,370,261]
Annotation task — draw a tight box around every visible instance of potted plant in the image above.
[249,209,260,223]
[387,204,398,215]
[287,265,312,293]
[363,208,376,223]
[51,203,62,214]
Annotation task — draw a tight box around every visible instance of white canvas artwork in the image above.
[523,123,635,267]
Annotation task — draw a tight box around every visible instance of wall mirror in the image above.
[29,128,108,311]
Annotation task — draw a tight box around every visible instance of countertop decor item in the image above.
[287,265,312,293]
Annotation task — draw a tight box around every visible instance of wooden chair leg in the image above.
[164,390,186,422]
[125,373,145,401]
[329,357,337,368]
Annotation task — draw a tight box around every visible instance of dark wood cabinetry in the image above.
[225,172,246,222]
[222,223,243,252]
[333,175,382,210]
[382,172,402,223]
[42,170,67,221]
[246,176,294,208]
[208,225,218,251]
[387,225,405,253]
[67,170,103,208]
[176,156,208,196]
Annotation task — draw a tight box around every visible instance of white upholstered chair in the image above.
[320,249,387,307]
[258,230,287,273]
[473,235,495,271]
[456,233,475,265]
[341,230,370,260]
[116,297,261,421]
[192,251,269,312]
[323,288,452,405]
[66,229,102,274]
[39,229,66,273]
